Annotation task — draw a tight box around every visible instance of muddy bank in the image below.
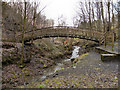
[2,38,97,89]
[24,51,118,88]
[2,44,55,88]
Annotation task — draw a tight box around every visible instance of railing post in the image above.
[99,39,101,46]
[104,33,107,48]
[112,31,114,51]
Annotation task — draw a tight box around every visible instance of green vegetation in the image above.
[55,68,64,72]
[43,64,47,68]
[37,84,46,88]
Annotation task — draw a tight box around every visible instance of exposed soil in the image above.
[2,38,94,89]
[24,50,118,88]
[3,38,115,89]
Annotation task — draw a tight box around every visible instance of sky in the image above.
[3,0,79,26]
[40,0,80,26]
[3,0,118,26]
[4,0,79,26]
[40,0,118,26]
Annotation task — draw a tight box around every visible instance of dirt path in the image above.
[26,50,118,88]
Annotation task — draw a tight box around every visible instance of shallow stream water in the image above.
[37,46,81,82]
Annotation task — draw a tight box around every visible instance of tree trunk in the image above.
[101,1,105,32]
[112,0,115,51]
[92,2,95,29]
[20,1,27,66]
[96,2,101,32]
[118,12,120,41]
[31,4,36,44]
[88,2,92,36]
[108,1,111,31]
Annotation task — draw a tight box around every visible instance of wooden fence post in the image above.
[112,28,114,51]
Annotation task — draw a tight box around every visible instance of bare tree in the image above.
[57,15,66,26]
[108,0,111,31]
[101,0,105,32]
[31,2,37,44]
[96,2,101,31]
[20,1,27,67]
[88,2,92,30]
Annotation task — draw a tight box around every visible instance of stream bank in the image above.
[2,37,99,89]
[24,50,118,88]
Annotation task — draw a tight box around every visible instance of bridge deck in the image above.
[2,27,113,43]
[96,41,120,55]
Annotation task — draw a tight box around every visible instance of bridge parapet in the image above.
[2,26,112,44]
[19,27,104,43]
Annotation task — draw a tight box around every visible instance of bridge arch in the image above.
[4,26,112,44]
[23,33,100,43]
[20,26,103,43]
